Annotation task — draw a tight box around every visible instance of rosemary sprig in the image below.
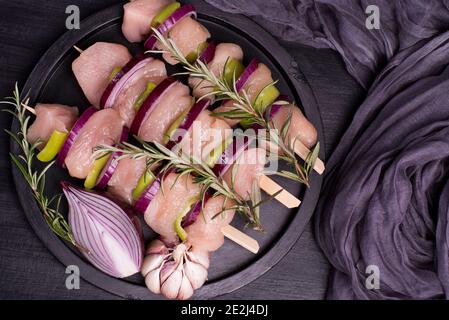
[148,28,319,186]
[95,139,264,230]
[2,83,78,247]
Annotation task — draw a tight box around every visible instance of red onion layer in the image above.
[198,42,216,64]
[144,4,197,50]
[56,106,97,167]
[100,55,155,109]
[94,127,129,190]
[130,77,178,135]
[165,99,210,149]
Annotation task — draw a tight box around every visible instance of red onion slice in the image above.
[134,170,164,214]
[62,182,143,278]
[165,99,210,149]
[144,4,197,50]
[212,135,254,177]
[56,106,97,167]
[198,42,216,64]
[119,126,130,143]
[94,127,129,190]
[94,151,121,190]
[220,59,258,107]
[100,55,155,109]
[130,77,178,135]
[181,193,211,228]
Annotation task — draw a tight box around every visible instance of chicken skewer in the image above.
[120,0,324,174]
[192,53,325,175]
[73,44,301,208]
[26,103,125,179]
[25,102,259,253]
[69,42,308,252]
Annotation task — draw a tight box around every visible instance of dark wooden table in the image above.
[0,0,364,299]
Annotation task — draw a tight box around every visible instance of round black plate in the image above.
[10,1,325,299]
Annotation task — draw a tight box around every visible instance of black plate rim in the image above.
[10,1,325,300]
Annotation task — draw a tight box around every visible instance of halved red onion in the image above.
[62,182,143,278]
[130,77,177,135]
[235,58,258,92]
[144,4,197,50]
[165,99,210,149]
[198,42,216,64]
[56,106,97,167]
[100,55,155,109]
[95,127,129,190]
[212,135,254,177]
[181,193,211,228]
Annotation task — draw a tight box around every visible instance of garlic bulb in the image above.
[141,240,209,300]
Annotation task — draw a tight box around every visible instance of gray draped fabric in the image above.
[205,0,449,299]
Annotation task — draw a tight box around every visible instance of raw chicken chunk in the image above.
[27,104,78,149]
[241,63,273,102]
[122,0,173,42]
[188,43,243,98]
[112,58,167,127]
[156,16,210,65]
[176,110,232,163]
[185,195,235,252]
[65,109,124,179]
[72,42,131,107]
[222,148,266,200]
[137,81,192,143]
[271,104,317,149]
[108,157,147,205]
[144,173,201,244]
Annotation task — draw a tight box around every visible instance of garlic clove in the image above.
[161,269,183,300]
[187,248,210,269]
[141,253,165,277]
[184,259,208,290]
[145,266,163,294]
[177,273,194,300]
[160,260,178,284]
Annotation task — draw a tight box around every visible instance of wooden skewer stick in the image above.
[293,140,325,175]
[222,225,259,254]
[21,102,36,115]
[73,45,83,54]
[259,175,301,208]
